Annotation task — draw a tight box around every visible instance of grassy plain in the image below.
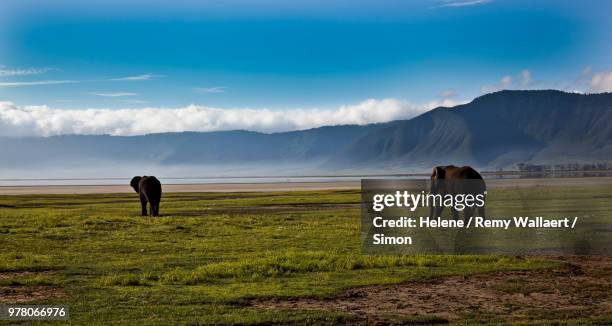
[0,186,609,324]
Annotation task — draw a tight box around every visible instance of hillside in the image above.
[328,90,612,169]
[0,90,610,173]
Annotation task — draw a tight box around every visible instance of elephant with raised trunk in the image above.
[429,165,486,221]
[130,176,162,216]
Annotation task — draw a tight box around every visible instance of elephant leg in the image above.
[140,195,148,216]
[152,201,159,217]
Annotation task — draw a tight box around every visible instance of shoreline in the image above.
[0,176,610,195]
[0,181,361,195]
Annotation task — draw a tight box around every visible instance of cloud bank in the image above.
[590,70,612,93]
[0,98,455,137]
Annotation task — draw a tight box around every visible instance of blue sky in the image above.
[0,0,610,135]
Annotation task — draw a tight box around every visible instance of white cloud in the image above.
[582,66,592,76]
[109,74,156,81]
[480,69,536,94]
[589,70,612,93]
[0,72,158,87]
[0,99,444,137]
[193,87,226,94]
[480,75,512,94]
[439,89,457,98]
[424,98,467,110]
[519,69,532,88]
[0,80,78,87]
[500,76,512,87]
[427,89,467,109]
[91,92,138,97]
[558,66,593,93]
[0,66,56,77]
[436,0,490,8]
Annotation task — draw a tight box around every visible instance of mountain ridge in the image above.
[327,90,611,169]
[1,90,610,172]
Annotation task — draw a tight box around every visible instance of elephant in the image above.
[429,165,486,221]
[130,176,162,216]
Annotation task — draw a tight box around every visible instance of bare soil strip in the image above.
[249,256,612,323]
[0,286,64,303]
[0,271,64,303]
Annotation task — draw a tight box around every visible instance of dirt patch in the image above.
[177,203,359,216]
[249,256,612,324]
[0,271,64,303]
[0,286,64,303]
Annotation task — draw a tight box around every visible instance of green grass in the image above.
[0,188,602,325]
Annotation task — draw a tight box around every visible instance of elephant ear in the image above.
[431,166,446,179]
[130,176,142,193]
